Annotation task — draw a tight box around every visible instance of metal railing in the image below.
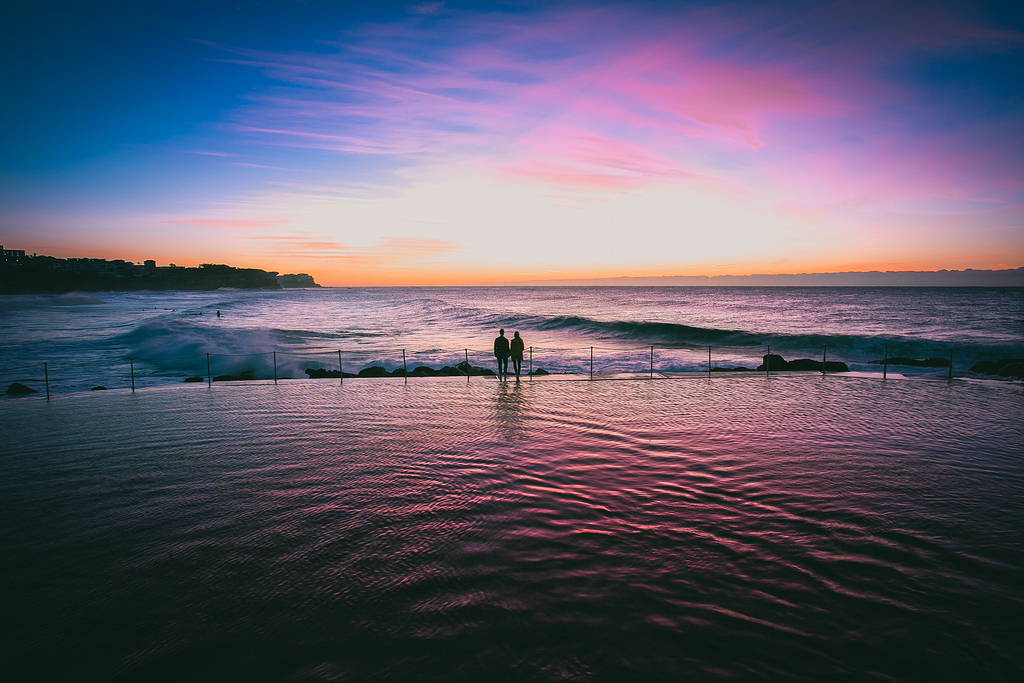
[3,341,1021,399]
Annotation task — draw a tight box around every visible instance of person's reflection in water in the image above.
[492,379,529,441]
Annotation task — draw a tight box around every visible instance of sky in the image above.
[1,0,1022,285]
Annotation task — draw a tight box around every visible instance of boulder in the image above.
[970,360,997,374]
[184,376,204,382]
[970,359,1024,378]
[91,386,107,391]
[411,366,438,377]
[529,368,550,376]
[711,366,751,372]
[213,370,255,382]
[437,365,467,376]
[304,368,357,379]
[6,382,38,395]
[1000,362,1024,378]
[756,354,788,371]
[755,355,848,372]
[357,366,390,378]
[455,361,492,376]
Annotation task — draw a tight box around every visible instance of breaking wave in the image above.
[119,320,289,379]
[0,292,106,310]
[484,313,1005,357]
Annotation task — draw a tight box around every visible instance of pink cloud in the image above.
[210,1,1022,210]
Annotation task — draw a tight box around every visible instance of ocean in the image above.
[1,286,1022,391]
[2,287,1023,681]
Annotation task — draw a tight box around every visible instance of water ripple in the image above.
[1,376,1022,681]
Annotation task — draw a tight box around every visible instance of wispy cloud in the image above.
[205,0,1021,213]
[167,218,291,230]
[245,234,459,264]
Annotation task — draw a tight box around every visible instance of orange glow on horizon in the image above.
[8,237,1021,287]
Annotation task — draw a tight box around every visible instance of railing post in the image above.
[465,348,469,382]
[590,346,593,380]
[529,346,533,381]
[948,348,953,380]
[273,351,277,385]
[44,362,50,400]
[822,345,827,377]
[402,349,408,383]
[708,345,712,378]
[207,353,211,387]
[130,357,135,393]
[650,345,654,379]
[883,345,888,379]
[766,345,770,377]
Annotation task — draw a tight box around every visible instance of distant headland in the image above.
[0,246,319,294]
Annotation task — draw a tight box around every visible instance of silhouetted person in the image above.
[510,331,525,377]
[216,310,221,317]
[493,328,510,378]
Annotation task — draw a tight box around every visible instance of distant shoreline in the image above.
[0,248,319,294]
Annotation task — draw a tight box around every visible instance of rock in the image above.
[437,365,466,376]
[304,368,357,379]
[357,366,390,378]
[411,366,438,377]
[6,382,38,395]
[711,366,751,372]
[184,376,204,382]
[1000,362,1024,378]
[91,386,107,391]
[756,354,788,371]
[868,357,949,368]
[530,368,550,376]
[970,359,1024,378]
[755,355,848,372]
[455,361,493,376]
[213,370,255,382]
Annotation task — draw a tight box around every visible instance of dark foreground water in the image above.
[2,374,1023,681]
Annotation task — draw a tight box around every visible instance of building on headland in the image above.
[2,246,27,265]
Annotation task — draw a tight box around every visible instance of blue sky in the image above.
[2,1,1022,284]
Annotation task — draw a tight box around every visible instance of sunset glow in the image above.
[2,0,1022,284]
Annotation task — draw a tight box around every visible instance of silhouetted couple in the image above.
[493,328,525,379]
